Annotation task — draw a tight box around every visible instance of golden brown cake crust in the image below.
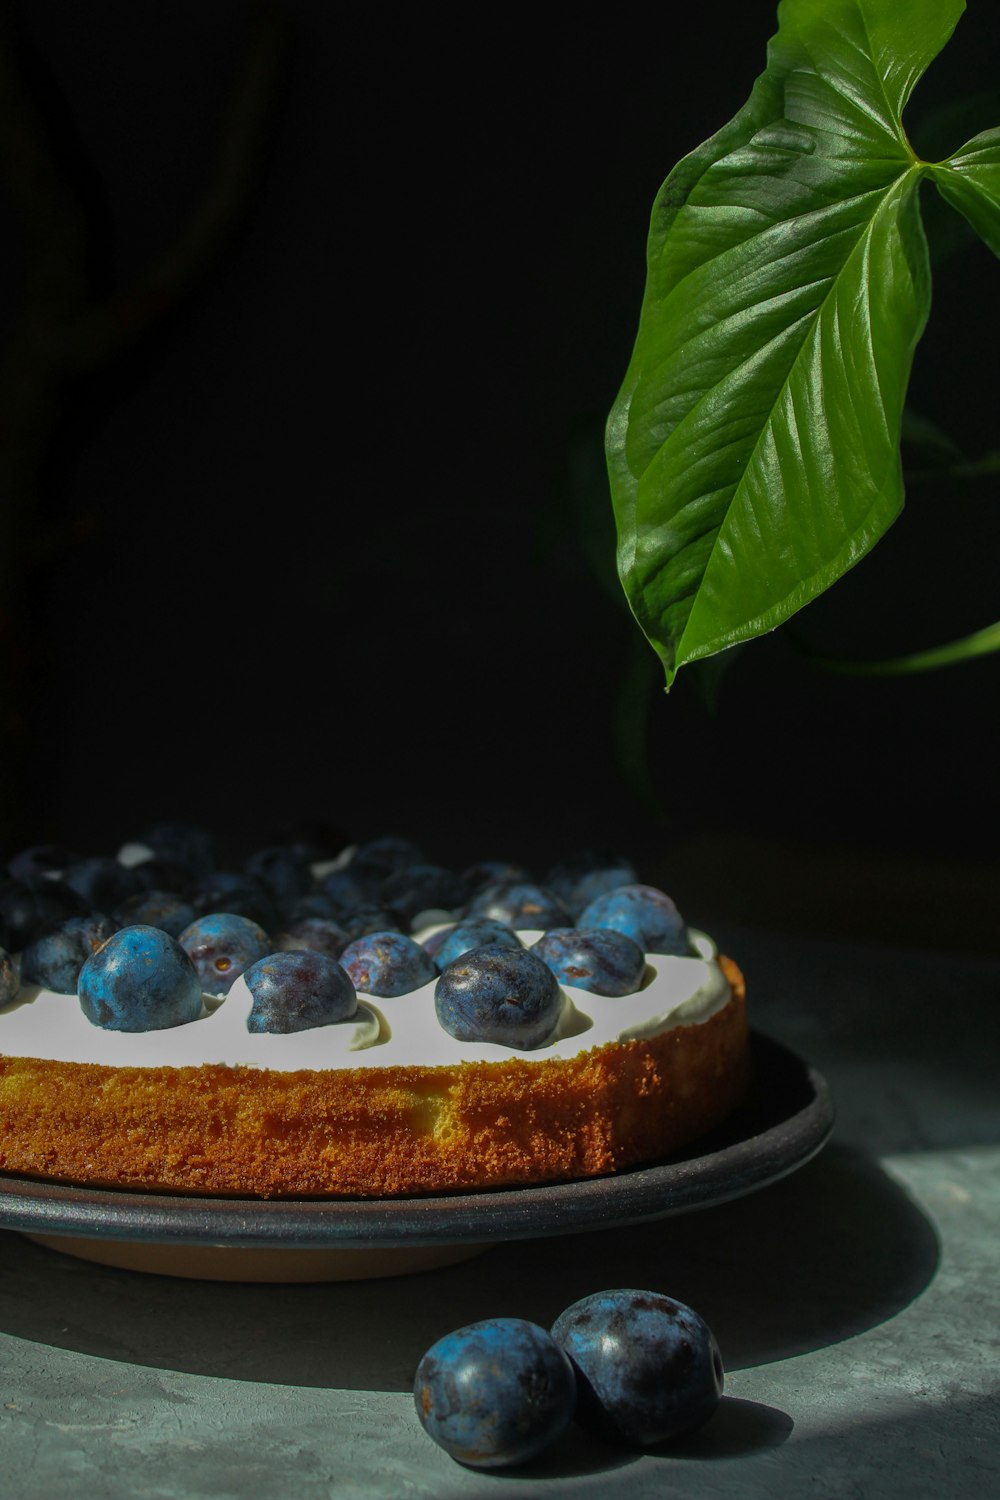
[0,956,749,1199]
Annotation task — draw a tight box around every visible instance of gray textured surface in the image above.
[2,925,998,1498]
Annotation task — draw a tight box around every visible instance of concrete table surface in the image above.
[1,924,997,1499]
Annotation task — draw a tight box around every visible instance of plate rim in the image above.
[0,1030,833,1250]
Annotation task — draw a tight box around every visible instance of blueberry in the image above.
[531,928,646,996]
[276,915,351,957]
[138,822,217,877]
[195,869,258,898]
[278,890,339,924]
[576,884,690,956]
[381,863,470,926]
[551,1289,724,1447]
[177,912,273,996]
[465,881,574,932]
[338,904,403,942]
[1,948,18,1006]
[0,876,90,948]
[78,926,204,1032]
[461,859,533,893]
[6,843,79,881]
[243,844,313,904]
[434,944,562,1048]
[61,856,141,913]
[263,818,350,865]
[244,950,357,1033]
[431,918,523,972]
[349,835,425,880]
[130,856,198,898]
[543,851,639,918]
[21,913,121,994]
[319,866,383,913]
[113,890,197,938]
[340,931,437,997]
[191,876,278,933]
[420,924,454,963]
[413,1317,576,1469]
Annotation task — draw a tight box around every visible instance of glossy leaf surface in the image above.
[930,128,1000,256]
[608,0,976,687]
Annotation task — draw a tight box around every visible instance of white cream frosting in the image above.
[0,930,731,1073]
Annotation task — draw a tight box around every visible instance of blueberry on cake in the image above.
[0,834,750,1198]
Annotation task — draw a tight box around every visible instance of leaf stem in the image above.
[796,618,1000,676]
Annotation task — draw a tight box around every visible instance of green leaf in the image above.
[909,92,1000,264]
[930,127,1000,257]
[607,0,967,689]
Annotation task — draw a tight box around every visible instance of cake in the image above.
[0,836,750,1199]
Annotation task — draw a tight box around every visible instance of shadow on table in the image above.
[0,1142,939,1392]
[442,1395,795,1483]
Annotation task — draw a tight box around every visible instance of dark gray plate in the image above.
[0,1032,832,1251]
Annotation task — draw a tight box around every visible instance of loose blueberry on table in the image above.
[413,1317,577,1469]
[550,1289,724,1446]
[412,1289,725,1466]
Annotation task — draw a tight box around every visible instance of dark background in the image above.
[1,0,998,929]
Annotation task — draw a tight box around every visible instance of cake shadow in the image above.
[0,1143,939,1391]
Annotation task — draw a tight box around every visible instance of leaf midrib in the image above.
[673,160,923,667]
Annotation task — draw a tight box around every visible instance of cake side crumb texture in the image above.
[0,958,749,1198]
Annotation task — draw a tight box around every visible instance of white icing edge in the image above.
[0,930,732,1072]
